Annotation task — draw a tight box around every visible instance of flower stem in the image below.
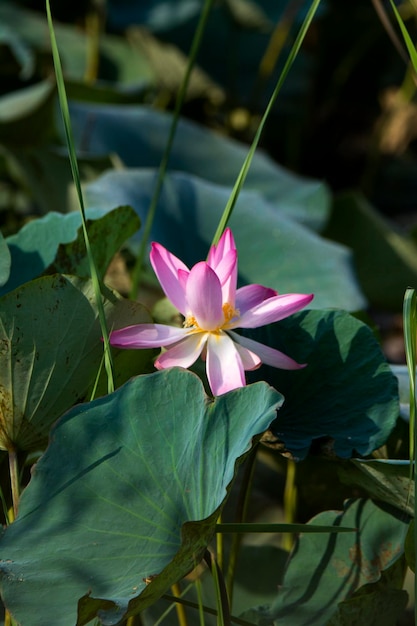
[204,549,231,626]
[283,459,297,551]
[4,449,20,626]
[171,582,188,626]
[226,448,258,606]
[8,447,20,522]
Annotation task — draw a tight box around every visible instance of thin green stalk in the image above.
[153,582,194,626]
[84,10,101,83]
[389,0,417,72]
[226,448,258,606]
[46,0,114,395]
[386,16,417,619]
[216,523,355,533]
[0,486,10,525]
[89,351,105,402]
[403,288,417,626]
[403,289,416,485]
[251,0,305,110]
[161,594,254,626]
[283,458,297,551]
[4,449,19,626]
[210,0,323,247]
[171,582,189,626]
[216,513,224,571]
[372,0,411,66]
[129,0,214,299]
[194,578,206,626]
[204,550,230,626]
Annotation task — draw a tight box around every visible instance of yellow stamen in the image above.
[223,302,239,323]
[184,315,197,328]
[183,302,239,333]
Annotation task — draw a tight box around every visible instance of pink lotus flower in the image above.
[110,229,314,396]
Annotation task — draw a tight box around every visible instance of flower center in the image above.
[183,302,239,332]
[222,302,239,325]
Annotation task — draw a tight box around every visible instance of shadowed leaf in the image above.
[244,309,399,459]
[264,499,409,625]
[0,371,282,626]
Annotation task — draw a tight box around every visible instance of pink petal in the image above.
[237,293,314,328]
[233,342,262,370]
[207,228,236,268]
[150,243,189,315]
[110,324,189,348]
[178,268,189,293]
[229,331,305,370]
[214,249,237,305]
[206,333,245,395]
[235,284,277,317]
[186,262,224,331]
[213,249,237,285]
[155,332,208,370]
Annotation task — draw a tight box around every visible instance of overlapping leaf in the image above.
[339,460,414,517]
[1,206,138,296]
[0,370,283,626]
[260,499,409,625]
[85,169,365,311]
[73,102,331,226]
[244,309,399,459]
[0,274,151,451]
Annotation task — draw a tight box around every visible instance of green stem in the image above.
[171,582,189,626]
[282,459,297,551]
[161,593,254,626]
[402,288,417,626]
[8,448,19,522]
[204,549,231,626]
[129,0,215,299]
[210,0,323,247]
[226,447,258,606]
[194,578,206,626]
[46,0,114,394]
[153,583,194,626]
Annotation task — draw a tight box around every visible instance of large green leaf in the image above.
[85,169,365,311]
[43,205,140,279]
[326,557,408,626]
[260,499,409,625]
[0,274,151,452]
[1,206,137,296]
[0,370,283,626]
[244,309,399,459]
[73,102,331,229]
